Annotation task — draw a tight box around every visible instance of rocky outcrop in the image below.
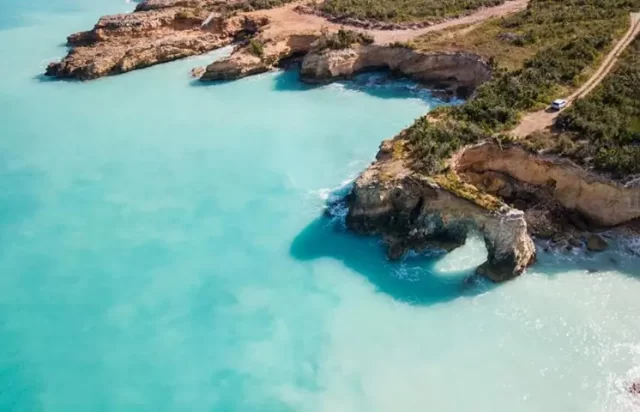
[199,33,318,81]
[45,1,269,80]
[347,140,536,282]
[199,40,492,95]
[300,45,492,96]
[455,142,640,227]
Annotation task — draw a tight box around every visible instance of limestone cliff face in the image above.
[456,143,640,227]
[199,34,319,81]
[45,1,269,80]
[347,140,536,282]
[300,45,492,95]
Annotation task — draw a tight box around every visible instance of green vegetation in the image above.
[222,0,295,13]
[524,37,640,176]
[248,38,265,57]
[411,2,630,70]
[400,0,636,176]
[318,0,505,24]
[433,173,504,211]
[314,28,374,51]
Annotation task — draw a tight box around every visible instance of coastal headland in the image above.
[46,0,640,282]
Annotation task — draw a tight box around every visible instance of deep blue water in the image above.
[1,1,640,411]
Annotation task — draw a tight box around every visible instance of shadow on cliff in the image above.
[290,215,496,306]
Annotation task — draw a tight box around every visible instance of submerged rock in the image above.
[586,234,608,252]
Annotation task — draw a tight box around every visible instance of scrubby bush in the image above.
[222,0,295,13]
[314,28,374,51]
[248,38,265,57]
[318,0,505,23]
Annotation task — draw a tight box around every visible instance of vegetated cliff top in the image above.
[394,0,639,179]
[316,0,507,24]
[526,37,640,178]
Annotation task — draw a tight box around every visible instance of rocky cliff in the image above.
[199,34,318,81]
[455,142,640,227]
[199,40,491,97]
[46,0,269,80]
[300,45,491,96]
[347,140,536,282]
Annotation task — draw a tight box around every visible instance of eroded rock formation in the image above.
[455,142,640,227]
[199,33,318,81]
[346,140,536,282]
[46,0,269,80]
[199,40,491,97]
[300,45,491,96]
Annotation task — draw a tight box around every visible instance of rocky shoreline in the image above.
[43,0,639,283]
[345,140,536,282]
[45,1,269,80]
[199,37,491,99]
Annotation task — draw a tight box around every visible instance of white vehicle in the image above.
[551,99,568,110]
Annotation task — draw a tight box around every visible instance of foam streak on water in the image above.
[1,2,640,411]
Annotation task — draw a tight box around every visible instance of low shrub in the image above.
[318,0,505,23]
[314,28,374,51]
[248,38,265,57]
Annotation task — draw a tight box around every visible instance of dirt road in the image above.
[250,0,528,43]
[511,13,640,137]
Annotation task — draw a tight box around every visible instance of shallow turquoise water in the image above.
[1,1,640,411]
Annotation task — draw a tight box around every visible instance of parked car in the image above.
[551,99,568,110]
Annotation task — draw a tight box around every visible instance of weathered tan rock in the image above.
[347,140,536,282]
[45,3,269,80]
[200,51,269,80]
[300,45,492,95]
[456,142,640,227]
[199,33,318,81]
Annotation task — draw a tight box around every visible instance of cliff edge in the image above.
[347,140,536,282]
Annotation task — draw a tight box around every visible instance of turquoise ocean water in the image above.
[1,1,640,411]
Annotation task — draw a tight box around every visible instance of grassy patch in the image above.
[433,173,504,211]
[317,0,506,24]
[411,3,629,71]
[222,0,296,13]
[392,139,407,159]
